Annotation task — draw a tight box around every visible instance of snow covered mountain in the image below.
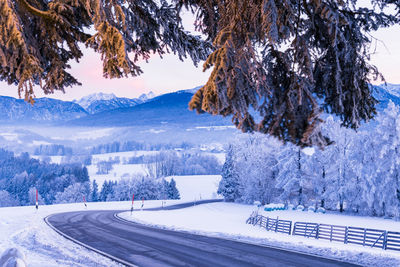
[0,96,87,123]
[67,89,231,127]
[73,91,156,114]
[379,83,400,98]
[138,91,156,102]
[74,92,117,109]
[372,84,400,110]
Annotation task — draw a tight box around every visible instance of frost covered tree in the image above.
[370,101,400,218]
[319,117,359,212]
[0,190,19,207]
[134,177,160,200]
[54,182,91,204]
[113,178,136,201]
[276,145,307,205]
[2,1,399,146]
[218,145,240,202]
[28,187,44,205]
[232,134,280,204]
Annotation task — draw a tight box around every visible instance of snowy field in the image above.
[0,200,185,267]
[119,202,400,266]
[165,175,222,201]
[87,163,148,186]
[32,150,225,187]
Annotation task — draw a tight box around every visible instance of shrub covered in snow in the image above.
[317,207,326,214]
[307,206,316,213]
[296,205,305,211]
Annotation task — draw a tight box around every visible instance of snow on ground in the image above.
[165,175,222,201]
[30,140,52,146]
[87,163,148,186]
[90,150,158,163]
[52,128,115,141]
[0,133,19,141]
[119,202,400,267]
[0,200,185,267]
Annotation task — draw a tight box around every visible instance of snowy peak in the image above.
[138,91,156,102]
[180,86,203,94]
[74,93,117,109]
[74,91,157,114]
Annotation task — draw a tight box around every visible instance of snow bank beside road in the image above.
[119,202,400,267]
[0,200,183,267]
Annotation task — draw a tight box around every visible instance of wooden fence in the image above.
[247,214,292,235]
[246,213,400,252]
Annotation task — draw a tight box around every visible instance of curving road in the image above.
[46,200,358,267]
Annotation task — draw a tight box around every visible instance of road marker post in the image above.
[35,188,38,210]
[131,194,134,215]
[83,195,87,208]
[141,198,144,210]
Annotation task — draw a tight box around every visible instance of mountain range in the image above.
[67,88,230,127]
[0,84,398,125]
[73,91,155,114]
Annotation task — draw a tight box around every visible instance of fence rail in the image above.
[246,213,400,252]
[246,214,292,235]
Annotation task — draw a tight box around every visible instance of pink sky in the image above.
[0,23,399,101]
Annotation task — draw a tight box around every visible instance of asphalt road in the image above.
[46,200,358,267]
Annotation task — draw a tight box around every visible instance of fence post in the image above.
[266,217,269,230]
[330,225,333,242]
[288,221,292,235]
[363,228,367,246]
[275,217,279,232]
[383,231,388,250]
[344,227,348,244]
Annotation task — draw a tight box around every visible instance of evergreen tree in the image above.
[90,180,99,202]
[99,181,110,202]
[167,178,180,200]
[218,145,240,202]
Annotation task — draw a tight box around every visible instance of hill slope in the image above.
[0,96,87,123]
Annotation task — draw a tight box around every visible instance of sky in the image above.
[1,16,400,101]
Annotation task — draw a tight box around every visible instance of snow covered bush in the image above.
[317,207,326,214]
[296,205,305,211]
[307,206,316,213]
[0,248,26,267]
